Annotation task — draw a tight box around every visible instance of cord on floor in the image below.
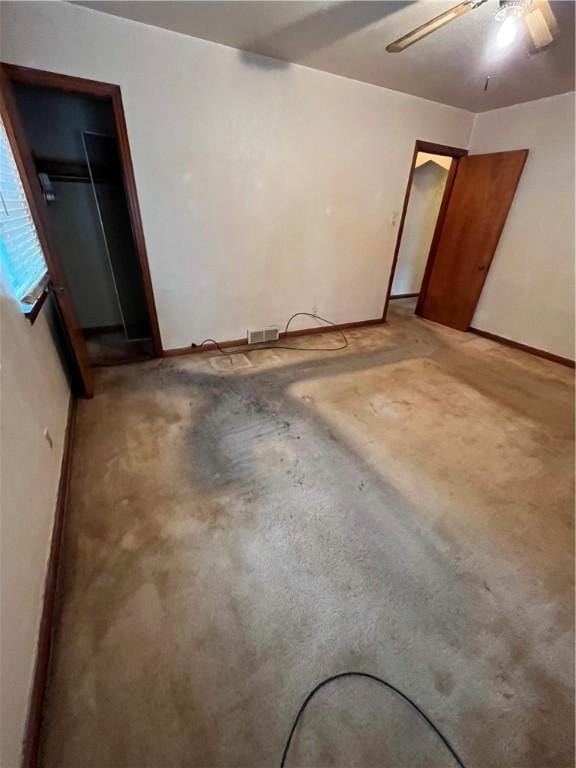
[280,671,466,768]
[193,312,349,357]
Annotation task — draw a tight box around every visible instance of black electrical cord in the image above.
[196,338,230,356]
[194,312,349,356]
[280,671,467,768]
[277,312,349,352]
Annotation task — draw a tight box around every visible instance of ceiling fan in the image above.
[386,0,559,53]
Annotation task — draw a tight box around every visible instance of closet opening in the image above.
[11,79,157,366]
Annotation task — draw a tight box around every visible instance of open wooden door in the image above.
[0,65,94,397]
[417,150,528,331]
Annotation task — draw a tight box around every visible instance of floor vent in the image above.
[247,327,280,345]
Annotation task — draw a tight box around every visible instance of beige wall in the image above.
[392,158,449,296]
[0,1,474,348]
[0,288,70,767]
[469,92,575,360]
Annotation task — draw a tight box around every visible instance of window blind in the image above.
[0,117,47,305]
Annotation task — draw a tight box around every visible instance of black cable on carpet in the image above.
[194,312,349,356]
[280,671,467,768]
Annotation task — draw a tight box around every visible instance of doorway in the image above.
[390,152,452,306]
[12,83,153,365]
[383,139,528,332]
[383,140,467,324]
[0,64,161,396]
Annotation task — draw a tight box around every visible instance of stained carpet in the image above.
[42,302,575,767]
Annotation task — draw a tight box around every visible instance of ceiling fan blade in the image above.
[386,1,478,53]
[524,0,558,51]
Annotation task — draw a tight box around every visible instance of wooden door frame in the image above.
[0,65,95,397]
[0,63,163,361]
[382,140,468,323]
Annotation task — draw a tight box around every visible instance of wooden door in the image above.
[0,65,94,397]
[417,150,528,331]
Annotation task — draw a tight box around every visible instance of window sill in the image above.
[24,287,49,326]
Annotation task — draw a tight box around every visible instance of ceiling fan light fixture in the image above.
[494,0,530,22]
[384,0,556,56]
[497,16,519,46]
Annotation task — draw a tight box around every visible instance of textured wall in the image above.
[0,2,474,349]
[470,92,575,359]
[0,286,69,767]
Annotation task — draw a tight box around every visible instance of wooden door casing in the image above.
[0,64,94,397]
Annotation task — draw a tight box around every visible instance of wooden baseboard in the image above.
[163,336,247,357]
[283,317,384,338]
[389,293,419,300]
[163,317,385,358]
[469,327,575,369]
[22,397,77,768]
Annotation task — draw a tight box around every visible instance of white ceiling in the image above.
[76,1,575,112]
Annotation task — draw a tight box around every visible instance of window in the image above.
[0,116,48,313]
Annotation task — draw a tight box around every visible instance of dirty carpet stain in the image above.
[41,301,574,768]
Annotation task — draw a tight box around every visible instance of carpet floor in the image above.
[42,301,575,768]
